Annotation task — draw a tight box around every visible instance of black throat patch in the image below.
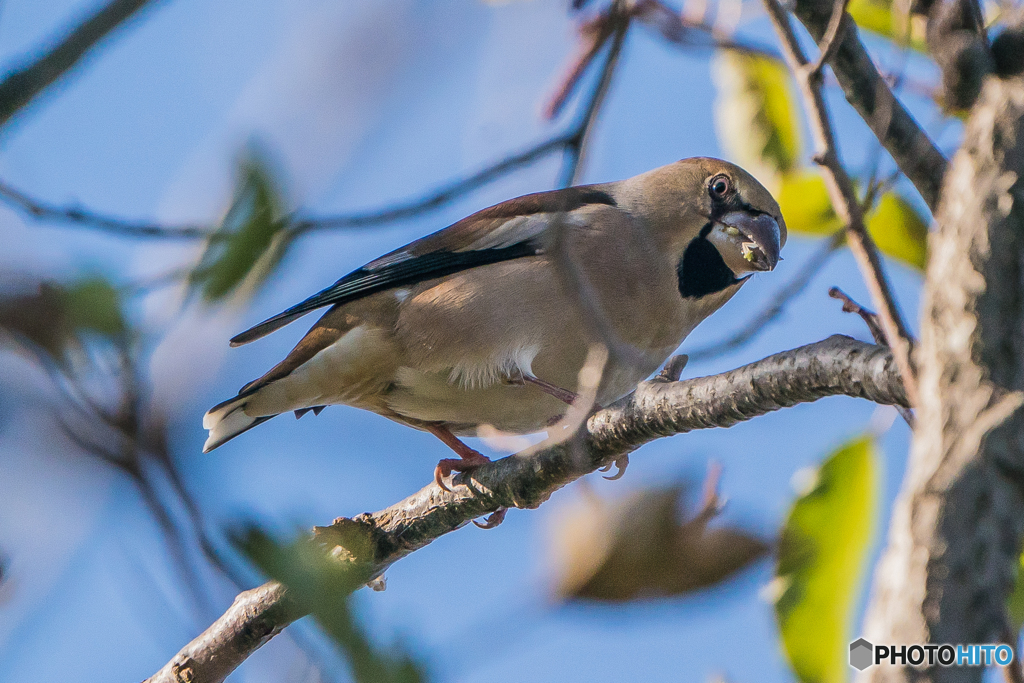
[677,223,741,298]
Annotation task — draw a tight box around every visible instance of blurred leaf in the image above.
[0,276,127,363]
[775,436,879,683]
[865,192,929,270]
[0,284,72,359]
[551,485,769,603]
[847,0,927,51]
[59,276,127,339]
[235,524,426,683]
[1006,551,1024,633]
[191,148,290,302]
[713,51,801,189]
[778,171,842,236]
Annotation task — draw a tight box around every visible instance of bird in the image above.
[203,157,786,490]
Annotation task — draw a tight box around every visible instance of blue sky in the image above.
[0,1,947,681]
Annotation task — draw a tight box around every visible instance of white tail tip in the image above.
[203,397,260,452]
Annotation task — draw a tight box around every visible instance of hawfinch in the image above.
[204,158,786,487]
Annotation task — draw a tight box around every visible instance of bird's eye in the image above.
[710,175,731,198]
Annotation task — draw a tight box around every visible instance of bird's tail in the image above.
[202,394,274,453]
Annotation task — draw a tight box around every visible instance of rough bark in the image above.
[859,71,1024,682]
[147,335,908,683]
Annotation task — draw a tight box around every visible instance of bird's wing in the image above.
[229,185,617,346]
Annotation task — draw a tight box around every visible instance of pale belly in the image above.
[381,341,674,435]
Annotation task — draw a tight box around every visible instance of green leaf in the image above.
[777,171,842,236]
[60,276,127,339]
[775,436,880,683]
[713,51,801,189]
[1007,551,1024,633]
[235,524,426,683]
[847,0,927,51]
[191,148,290,301]
[866,192,929,270]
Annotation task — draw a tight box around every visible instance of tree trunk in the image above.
[860,70,1024,682]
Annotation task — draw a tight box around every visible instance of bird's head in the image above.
[619,157,787,298]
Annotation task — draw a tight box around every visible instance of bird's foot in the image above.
[473,507,508,529]
[426,423,492,492]
[433,451,491,492]
[599,453,630,480]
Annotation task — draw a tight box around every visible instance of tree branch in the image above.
[792,0,949,211]
[764,0,921,408]
[0,0,165,129]
[146,335,908,683]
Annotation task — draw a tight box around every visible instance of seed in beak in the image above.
[725,226,741,236]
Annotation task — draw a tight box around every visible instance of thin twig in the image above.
[1,113,594,242]
[828,287,886,344]
[829,286,914,425]
[630,0,780,59]
[543,11,616,120]
[559,7,629,188]
[0,0,164,128]
[293,133,573,234]
[763,0,920,408]
[0,178,212,238]
[808,0,850,76]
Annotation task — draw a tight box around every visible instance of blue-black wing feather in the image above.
[229,241,541,345]
[227,185,615,346]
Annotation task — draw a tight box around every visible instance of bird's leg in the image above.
[522,374,579,405]
[502,368,579,406]
[426,423,491,492]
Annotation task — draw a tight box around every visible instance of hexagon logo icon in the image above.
[850,638,874,670]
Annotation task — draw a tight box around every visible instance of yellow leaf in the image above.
[1007,551,1024,633]
[866,192,929,270]
[847,0,927,51]
[777,171,842,236]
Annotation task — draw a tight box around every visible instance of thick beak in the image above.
[713,211,782,272]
